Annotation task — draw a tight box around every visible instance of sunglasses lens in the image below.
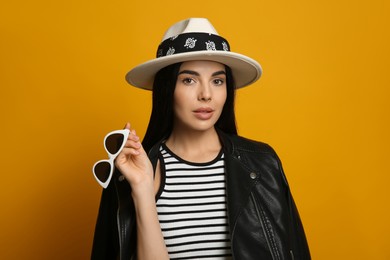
[94,161,112,183]
[105,133,125,155]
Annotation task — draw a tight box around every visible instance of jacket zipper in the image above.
[115,182,123,260]
[251,192,280,260]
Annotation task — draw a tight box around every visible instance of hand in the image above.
[115,123,154,197]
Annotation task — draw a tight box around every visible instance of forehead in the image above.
[179,60,225,71]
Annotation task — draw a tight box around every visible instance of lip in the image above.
[193,107,214,120]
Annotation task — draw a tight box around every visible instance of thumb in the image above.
[123,122,131,130]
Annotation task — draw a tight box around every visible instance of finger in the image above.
[128,130,140,142]
[120,147,140,156]
[116,146,140,163]
[124,138,141,149]
[125,138,148,157]
[115,149,139,168]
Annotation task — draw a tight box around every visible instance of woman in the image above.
[92,18,310,260]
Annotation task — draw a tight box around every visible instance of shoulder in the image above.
[222,132,276,155]
[221,132,289,186]
[220,131,284,171]
[221,134,288,186]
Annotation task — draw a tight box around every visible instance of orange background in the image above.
[1,0,389,259]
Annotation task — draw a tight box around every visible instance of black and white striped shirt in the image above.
[156,144,232,260]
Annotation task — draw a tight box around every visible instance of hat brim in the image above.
[125,51,262,90]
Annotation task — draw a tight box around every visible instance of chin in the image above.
[192,121,219,132]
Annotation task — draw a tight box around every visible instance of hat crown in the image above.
[161,18,219,41]
[126,17,262,90]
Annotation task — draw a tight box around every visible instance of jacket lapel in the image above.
[224,152,257,227]
[218,130,259,232]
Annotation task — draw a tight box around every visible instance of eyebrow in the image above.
[178,70,226,77]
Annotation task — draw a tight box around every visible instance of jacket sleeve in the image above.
[287,190,311,259]
[91,178,119,260]
[275,152,311,260]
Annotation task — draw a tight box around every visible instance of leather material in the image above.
[91,130,311,260]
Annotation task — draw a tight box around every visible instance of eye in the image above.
[182,77,196,85]
[213,78,225,86]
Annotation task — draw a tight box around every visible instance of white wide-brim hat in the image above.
[126,18,262,90]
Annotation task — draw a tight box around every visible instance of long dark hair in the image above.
[142,62,237,153]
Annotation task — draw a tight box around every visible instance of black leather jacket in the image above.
[91,131,311,260]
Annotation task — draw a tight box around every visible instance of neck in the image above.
[165,127,221,162]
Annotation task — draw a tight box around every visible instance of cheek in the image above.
[217,89,228,107]
[173,89,189,113]
[174,85,196,103]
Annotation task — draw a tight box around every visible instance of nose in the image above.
[198,82,212,102]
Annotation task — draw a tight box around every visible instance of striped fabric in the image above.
[156,144,232,260]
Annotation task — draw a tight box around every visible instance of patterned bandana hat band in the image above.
[156,32,231,58]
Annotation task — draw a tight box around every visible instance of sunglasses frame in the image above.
[92,129,130,188]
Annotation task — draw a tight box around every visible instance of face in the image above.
[172,60,227,133]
